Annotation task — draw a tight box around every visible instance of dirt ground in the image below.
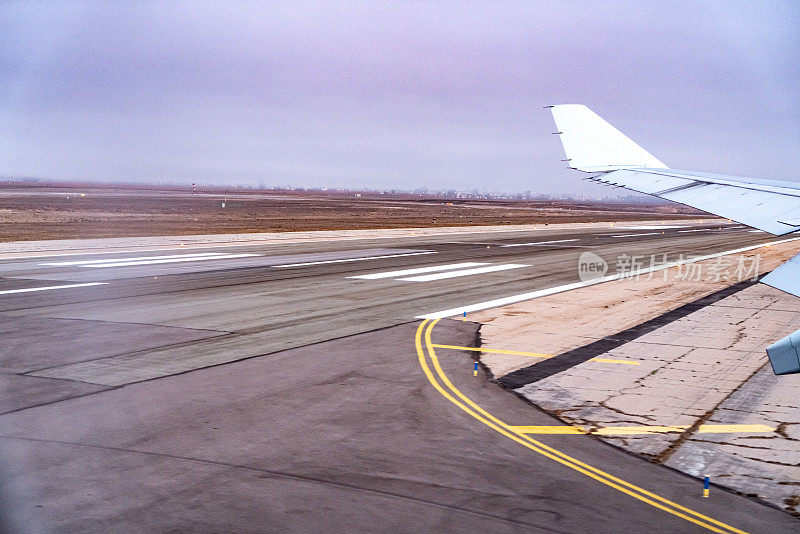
[0,182,704,241]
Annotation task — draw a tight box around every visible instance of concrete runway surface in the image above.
[1,222,798,532]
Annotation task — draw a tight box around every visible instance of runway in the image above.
[1,222,798,532]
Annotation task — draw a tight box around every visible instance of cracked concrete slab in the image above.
[471,240,800,378]
[494,283,800,514]
[470,240,800,515]
[664,365,800,514]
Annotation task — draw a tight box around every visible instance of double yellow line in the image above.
[415,319,747,534]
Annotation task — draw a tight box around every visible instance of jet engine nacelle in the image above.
[766,329,800,375]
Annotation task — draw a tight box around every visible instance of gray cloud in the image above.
[1,1,798,194]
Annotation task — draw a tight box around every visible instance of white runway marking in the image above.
[348,262,488,280]
[78,253,258,268]
[677,229,711,233]
[399,263,529,282]
[0,282,108,295]
[610,232,661,238]
[1,226,581,260]
[3,222,719,261]
[417,237,800,319]
[43,253,240,266]
[273,251,437,268]
[501,239,580,247]
[440,242,504,246]
[749,230,765,233]
[612,225,687,230]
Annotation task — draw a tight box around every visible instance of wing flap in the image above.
[591,169,800,235]
[762,252,800,298]
[592,170,691,194]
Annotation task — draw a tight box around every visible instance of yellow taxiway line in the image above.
[510,424,774,436]
[416,319,748,534]
[431,343,640,365]
[431,343,554,358]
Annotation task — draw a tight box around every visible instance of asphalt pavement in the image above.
[1,222,797,532]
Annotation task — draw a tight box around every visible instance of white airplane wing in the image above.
[587,168,800,236]
[549,104,800,374]
[550,104,800,235]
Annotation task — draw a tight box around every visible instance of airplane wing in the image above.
[550,105,800,235]
[549,104,800,374]
[587,168,800,236]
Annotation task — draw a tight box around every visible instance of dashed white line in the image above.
[417,238,800,318]
[348,262,488,280]
[0,225,612,261]
[82,254,260,268]
[42,253,236,266]
[610,232,661,238]
[501,239,580,247]
[273,251,438,268]
[399,263,529,282]
[440,242,504,246]
[612,225,687,230]
[0,282,108,295]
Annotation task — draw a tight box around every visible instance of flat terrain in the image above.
[0,183,703,241]
[2,221,798,532]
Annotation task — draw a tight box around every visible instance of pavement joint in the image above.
[0,436,545,530]
[655,362,769,464]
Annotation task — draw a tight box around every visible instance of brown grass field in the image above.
[0,182,706,242]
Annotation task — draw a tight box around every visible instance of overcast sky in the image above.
[2,1,798,194]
